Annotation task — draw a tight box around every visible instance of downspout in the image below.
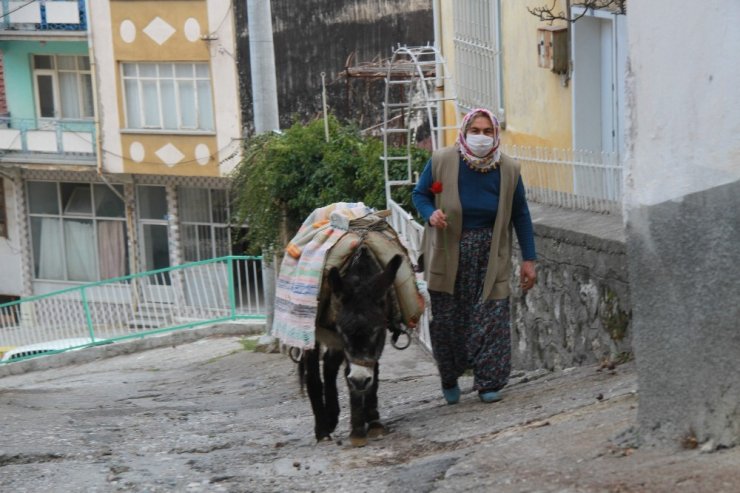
[247,0,280,338]
[563,0,572,86]
[84,0,139,279]
[432,0,444,148]
[84,2,122,201]
[84,0,103,178]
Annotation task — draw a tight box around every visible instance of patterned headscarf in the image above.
[456,108,501,171]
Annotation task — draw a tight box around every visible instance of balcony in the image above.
[0,0,87,38]
[0,116,96,166]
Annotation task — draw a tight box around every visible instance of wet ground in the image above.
[1,330,739,492]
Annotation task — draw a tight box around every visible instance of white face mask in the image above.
[466,134,494,157]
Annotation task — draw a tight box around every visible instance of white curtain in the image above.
[196,80,213,130]
[142,80,160,127]
[124,79,141,128]
[59,72,80,119]
[64,220,96,281]
[160,79,177,129]
[98,221,126,279]
[178,80,196,128]
[38,218,64,279]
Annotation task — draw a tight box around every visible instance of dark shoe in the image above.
[478,390,502,403]
[442,384,461,405]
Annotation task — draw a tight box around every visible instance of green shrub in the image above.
[230,116,429,255]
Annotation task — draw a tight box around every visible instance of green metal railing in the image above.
[0,255,265,363]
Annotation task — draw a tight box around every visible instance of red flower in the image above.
[429,181,443,194]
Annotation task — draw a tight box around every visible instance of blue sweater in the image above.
[412,158,537,261]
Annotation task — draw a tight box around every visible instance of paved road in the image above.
[1,331,739,492]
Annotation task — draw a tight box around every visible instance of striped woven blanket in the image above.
[273,203,426,350]
[273,203,373,349]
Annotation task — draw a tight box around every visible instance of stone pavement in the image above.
[1,328,739,492]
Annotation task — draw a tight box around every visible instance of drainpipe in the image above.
[432,0,444,148]
[83,0,103,177]
[247,0,280,133]
[84,0,139,279]
[247,0,280,338]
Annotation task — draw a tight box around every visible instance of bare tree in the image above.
[528,0,626,24]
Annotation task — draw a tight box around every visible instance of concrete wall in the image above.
[235,0,434,134]
[626,0,740,448]
[0,173,22,296]
[512,204,630,371]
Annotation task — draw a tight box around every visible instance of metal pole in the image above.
[247,0,280,133]
[247,0,280,338]
[321,72,329,142]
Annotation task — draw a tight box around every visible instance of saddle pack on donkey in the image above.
[273,202,425,352]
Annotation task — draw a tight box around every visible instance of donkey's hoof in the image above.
[367,422,388,439]
[316,434,333,443]
[349,435,368,447]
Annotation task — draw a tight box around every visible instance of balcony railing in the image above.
[1,0,86,33]
[0,116,96,164]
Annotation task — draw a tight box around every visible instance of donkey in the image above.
[299,246,403,447]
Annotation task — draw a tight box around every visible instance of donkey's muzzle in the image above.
[347,358,376,392]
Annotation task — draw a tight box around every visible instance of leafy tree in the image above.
[230,116,429,255]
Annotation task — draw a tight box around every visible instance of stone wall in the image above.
[234,0,434,134]
[510,204,631,371]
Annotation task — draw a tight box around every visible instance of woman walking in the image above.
[412,108,536,404]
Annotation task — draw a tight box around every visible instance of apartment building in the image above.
[0,0,242,303]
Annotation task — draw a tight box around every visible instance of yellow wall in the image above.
[499,0,571,149]
[120,134,220,176]
[110,2,210,61]
[110,1,218,176]
[437,0,574,191]
[499,1,573,192]
[439,1,459,147]
[438,1,572,149]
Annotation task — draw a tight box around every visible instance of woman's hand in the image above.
[520,260,536,293]
[429,209,447,229]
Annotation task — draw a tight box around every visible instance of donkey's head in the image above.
[327,248,403,393]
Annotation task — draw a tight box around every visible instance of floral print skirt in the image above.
[428,227,511,392]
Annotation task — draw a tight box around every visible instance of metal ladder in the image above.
[381,44,461,203]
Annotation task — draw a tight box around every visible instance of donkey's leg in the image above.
[345,365,368,447]
[365,363,387,439]
[322,349,344,434]
[304,349,331,442]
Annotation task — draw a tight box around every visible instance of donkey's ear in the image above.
[327,266,344,296]
[373,254,403,294]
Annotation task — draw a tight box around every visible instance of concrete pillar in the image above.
[625,1,740,448]
[246,0,280,133]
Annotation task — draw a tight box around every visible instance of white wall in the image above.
[0,177,23,296]
[626,0,740,448]
[626,1,740,207]
[207,0,242,175]
[89,0,124,174]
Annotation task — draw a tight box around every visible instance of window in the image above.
[33,55,94,120]
[122,63,214,131]
[0,178,7,238]
[453,0,505,120]
[178,187,233,261]
[136,185,171,283]
[27,181,129,282]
